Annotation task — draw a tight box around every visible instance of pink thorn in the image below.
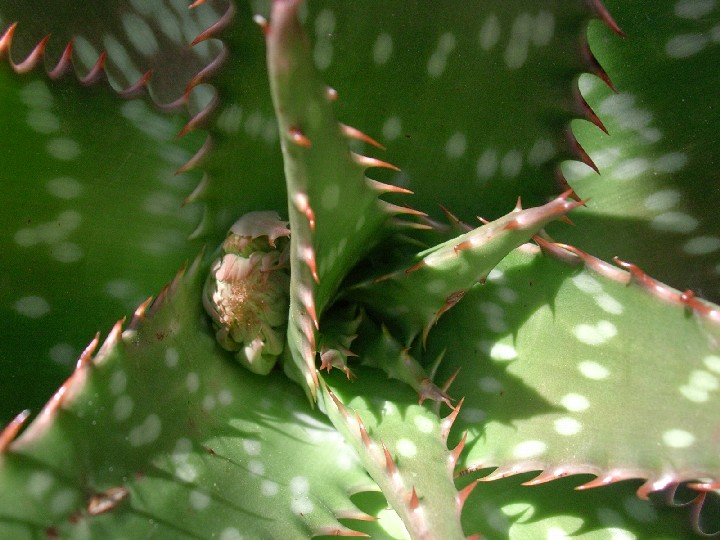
[380,201,427,217]
[300,245,320,283]
[191,2,236,45]
[382,443,397,475]
[366,178,413,195]
[326,87,338,101]
[352,153,400,172]
[457,480,479,510]
[441,397,464,443]
[49,39,74,79]
[559,215,576,226]
[289,126,312,147]
[119,69,152,99]
[300,288,319,330]
[129,297,154,330]
[356,413,372,448]
[409,487,420,510]
[514,197,523,211]
[189,0,207,7]
[636,476,675,500]
[522,469,568,486]
[14,34,50,73]
[0,409,31,452]
[450,432,468,468]
[341,124,385,150]
[576,474,618,491]
[292,192,316,231]
[80,51,108,85]
[184,45,227,97]
[688,480,720,492]
[176,135,212,174]
[590,0,626,37]
[0,23,17,54]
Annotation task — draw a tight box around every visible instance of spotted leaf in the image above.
[554,0,720,302]
[0,256,379,538]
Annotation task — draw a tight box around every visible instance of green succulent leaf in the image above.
[0,257,378,539]
[264,0,413,399]
[0,64,205,425]
[302,0,618,219]
[555,0,720,301]
[0,0,226,104]
[321,365,467,540]
[349,194,580,343]
[428,241,720,505]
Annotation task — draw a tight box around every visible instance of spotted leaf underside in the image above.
[552,0,720,302]
[0,257,389,539]
[427,241,720,535]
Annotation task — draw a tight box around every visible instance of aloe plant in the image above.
[1,0,719,537]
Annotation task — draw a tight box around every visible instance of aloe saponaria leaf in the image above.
[0,0,226,105]
[553,0,720,302]
[301,0,622,220]
[264,0,418,399]
[0,256,383,539]
[348,194,582,344]
[321,365,469,540]
[0,59,205,425]
[427,240,720,534]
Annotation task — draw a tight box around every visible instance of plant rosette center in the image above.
[203,211,291,375]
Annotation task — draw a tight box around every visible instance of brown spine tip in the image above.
[590,0,625,37]
[352,153,401,172]
[341,124,386,150]
[567,128,599,173]
[575,86,608,134]
[581,40,616,92]
[366,178,413,195]
[381,443,397,475]
[289,126,312,147]
[326,86,338,101]
[0,409,31,452]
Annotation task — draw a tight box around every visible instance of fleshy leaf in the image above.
[303,1,621,219]
[348,194,581,342]
[321,365,468,539]
[0,63,205,424]
[555,0,720,301]
[0,0,226,104]
[0,256,377,538]
[428,241,720,502]
[264,0,413,399]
